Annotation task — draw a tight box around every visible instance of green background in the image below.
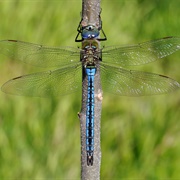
[0,0,180,179]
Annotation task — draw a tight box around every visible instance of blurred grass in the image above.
[0,0,180,179]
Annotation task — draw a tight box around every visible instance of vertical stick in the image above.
[79,0,102,179]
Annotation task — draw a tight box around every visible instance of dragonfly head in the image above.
[82,25,99,40]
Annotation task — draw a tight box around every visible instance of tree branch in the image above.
[79,0,102,179]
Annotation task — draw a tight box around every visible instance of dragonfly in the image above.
[0,25,180,166]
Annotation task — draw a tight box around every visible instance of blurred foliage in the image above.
[0,0,180,179]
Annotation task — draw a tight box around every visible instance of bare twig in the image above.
[79,0,102,179]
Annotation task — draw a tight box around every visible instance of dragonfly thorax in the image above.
[81,40,100,67]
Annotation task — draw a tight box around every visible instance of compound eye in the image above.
[82,25,99,39]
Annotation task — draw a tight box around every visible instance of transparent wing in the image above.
[0,40,80,68]
[100,63,180,96]
[102,36,180,67]
[1,63,82,97]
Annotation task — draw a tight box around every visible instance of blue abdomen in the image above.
[85,67,96,166]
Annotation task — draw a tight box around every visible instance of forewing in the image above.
[1,63,82,97]
[102,36,180,67]
[0,40,80,68]
[100,63,180,96]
